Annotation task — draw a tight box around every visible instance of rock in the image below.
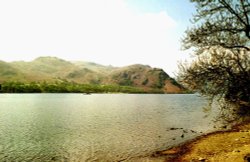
[233,150,241,153]
[161,148,181,155]
[244,154,250,162]
[169,127,183,130]
[198,157,206,161]
[183,130,188,133]
[51,156,59,161]
[221,125,227,129]
[190,130,197,133]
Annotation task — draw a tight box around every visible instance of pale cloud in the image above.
[0,0,188,76]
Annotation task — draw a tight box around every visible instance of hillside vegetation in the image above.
[0,57,186,93]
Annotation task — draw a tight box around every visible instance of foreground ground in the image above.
[131,121,250,162]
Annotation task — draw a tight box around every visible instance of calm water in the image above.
[0,94,218,161]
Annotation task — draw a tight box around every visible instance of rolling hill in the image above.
[0,56,185,93]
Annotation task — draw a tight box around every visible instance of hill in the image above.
[0,56,185,93]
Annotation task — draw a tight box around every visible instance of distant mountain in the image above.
[0,56,185,93]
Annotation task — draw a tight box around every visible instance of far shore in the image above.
[130,120,250,162]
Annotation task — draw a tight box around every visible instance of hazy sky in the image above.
[0,0,195,76]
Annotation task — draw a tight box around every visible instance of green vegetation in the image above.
[118,78,133,86]
[0,81,164,94]
[142,78,149,85]
[156,70,169,88]
[179,0,250,121]
[0,57,186,93]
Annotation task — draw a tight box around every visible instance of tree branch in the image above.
[240,0,250,26]
[219,0,248,26]
[240,0,250,39]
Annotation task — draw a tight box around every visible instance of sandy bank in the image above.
[130,121,250,162]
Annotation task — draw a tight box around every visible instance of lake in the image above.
[0,94,218,161]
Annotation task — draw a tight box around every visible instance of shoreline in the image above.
[129,120,250,162]
[143,120,250,162]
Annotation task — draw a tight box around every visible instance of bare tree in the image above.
[183,0,250,54]
[179,47,250,101]
[179,0,250,120]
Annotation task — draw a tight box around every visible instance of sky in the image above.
[0,0,196,76]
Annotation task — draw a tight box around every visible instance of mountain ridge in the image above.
[0,56,186,93]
